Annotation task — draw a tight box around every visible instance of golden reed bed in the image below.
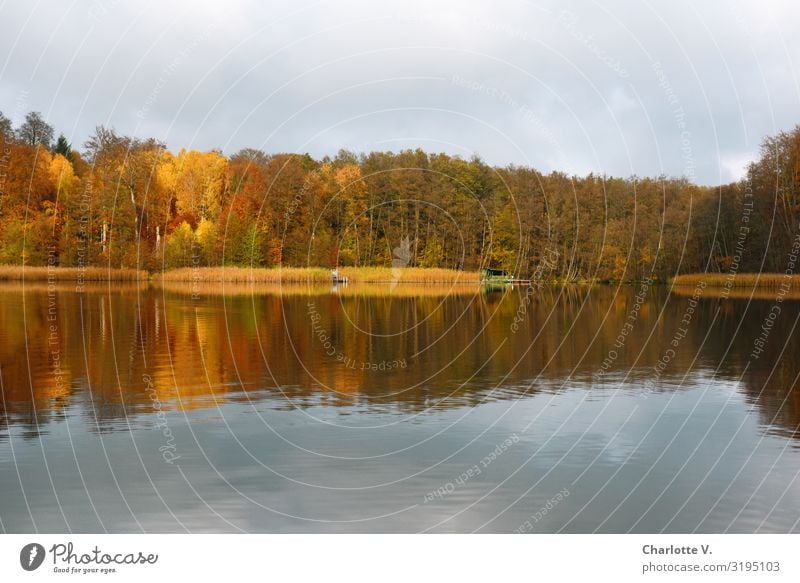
[0,265,480,284]
[155,281,482,298]
[0,265,147,281]
[155,266,481,284]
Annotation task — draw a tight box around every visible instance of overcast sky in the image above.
[1,0,798,184]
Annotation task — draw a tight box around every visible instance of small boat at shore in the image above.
[480,268,530,285]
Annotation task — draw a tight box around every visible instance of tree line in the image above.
[1,109,798,280]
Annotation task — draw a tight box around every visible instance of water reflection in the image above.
[1,282,798,441]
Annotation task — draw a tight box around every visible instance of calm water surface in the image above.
[1,282,799,532]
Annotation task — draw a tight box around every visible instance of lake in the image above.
[1,281,799,533]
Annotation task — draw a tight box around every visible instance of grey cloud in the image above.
[1,0,798,184]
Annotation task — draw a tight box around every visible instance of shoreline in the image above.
[155,266,482,284]
[0,265,481,284]
[0,265,148,281]
[6,266,797,289]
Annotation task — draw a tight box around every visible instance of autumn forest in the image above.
[1,110,799,281]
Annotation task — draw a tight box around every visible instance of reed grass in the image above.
[339,267,480,283]
[0,281,144,294]
[156,281,482,297]
[156,266,480,284]
[0,265,147,281]
[156,266,332,283]
[671,273,800,288]
[0,265,483,285]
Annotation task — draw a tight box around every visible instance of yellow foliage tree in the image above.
[49,153,78,201]
[172,149,227,220]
